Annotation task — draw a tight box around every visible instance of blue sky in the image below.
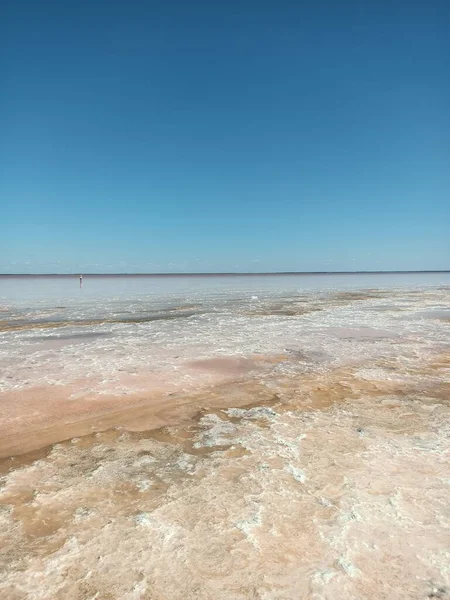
[1,0,449,273]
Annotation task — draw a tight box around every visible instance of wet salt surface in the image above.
[419,310,450,321]
[0,274,450,599]
[0,274,449,394]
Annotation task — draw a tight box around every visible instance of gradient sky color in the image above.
[1,0,449,274]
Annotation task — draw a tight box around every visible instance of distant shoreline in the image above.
[1,271,449,278]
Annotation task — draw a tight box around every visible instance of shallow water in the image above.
[1,273,449,395]
[0,274,449,599]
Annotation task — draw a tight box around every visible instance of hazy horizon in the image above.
[2,269,450,277]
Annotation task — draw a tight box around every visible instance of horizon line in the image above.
[1,270,450,277]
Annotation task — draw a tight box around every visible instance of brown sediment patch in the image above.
[0,376,271,459]
[330,290,391,302]
[427,355,450,372]
[30,331,113,342]
[23,333,115,351]
[2,349,449,461]
[0,385,188,459]
[245,305,322,317]
[0,310,201,332]
[244,289,415,317]
[270,350,450,415]
[144,398,281,457]
[0,352,294,459]
[324,288,446,308]
[0,446,52,476]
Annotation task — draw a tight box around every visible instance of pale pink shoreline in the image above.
[0,355,277,458]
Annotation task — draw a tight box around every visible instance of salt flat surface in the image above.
[0,273,449,599]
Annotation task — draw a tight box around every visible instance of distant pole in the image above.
[79,274,83,289]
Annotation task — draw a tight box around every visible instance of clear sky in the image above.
[1,0,449,274]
